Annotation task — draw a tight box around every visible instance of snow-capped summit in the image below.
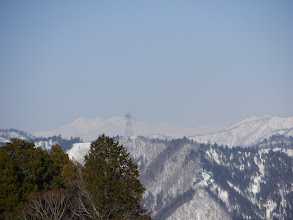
[189,116,293,147]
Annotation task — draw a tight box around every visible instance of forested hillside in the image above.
[197,141,293,219]
[66,135,293,219]
[1,127,293,219]
[117,135,293,219]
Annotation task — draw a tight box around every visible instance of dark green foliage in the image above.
[0,139,47,212]
[0,139,69,214]
[48,144,70,188]
[83,134,151,219]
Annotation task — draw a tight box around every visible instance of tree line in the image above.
[0,135,152,219]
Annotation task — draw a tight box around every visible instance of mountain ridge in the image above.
[0,128,35,143]
[2,115,293,150]
[189,115,293,147]
[1,117,293,219]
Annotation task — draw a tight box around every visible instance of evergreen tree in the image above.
[82,134,151,219]
[0,139,50,213]
[0,139,70,214]
[48,144,70,188]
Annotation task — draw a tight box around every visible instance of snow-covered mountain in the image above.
[34,117,125,142]
[67,135,293,219]
[33,116,222,141]
[67,137,231,219]
[67,136,169,169]
[4,115,293,219]
[0,129,82,152]
[0,128,35,143]
[33,115,293,147]
[189,116,293,147]
[195,139,293,220]
[3,115,293,148]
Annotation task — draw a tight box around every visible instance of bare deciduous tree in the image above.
[21,189,72,220]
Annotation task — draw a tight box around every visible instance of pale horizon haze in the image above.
[1,1,293,138]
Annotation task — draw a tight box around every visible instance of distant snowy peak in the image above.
[189,116,293,147]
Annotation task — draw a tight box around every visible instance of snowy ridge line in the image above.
[189,116,293,147]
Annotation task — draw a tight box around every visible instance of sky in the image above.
[1,1,293,137]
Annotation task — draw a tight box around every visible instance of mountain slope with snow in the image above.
[189,116,293,147]
[67,142,91,164]
[2,115,293,219]
[62,135,293,219]
[0,129,35,143]
[67,137,232,219]
[0,129,82,152]
[196,139,293,220]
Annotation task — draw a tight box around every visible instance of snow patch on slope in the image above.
[66,142,91,164]
[35,139,58,150]
[118,136,168,170]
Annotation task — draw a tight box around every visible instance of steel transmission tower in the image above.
[125,113,133,137]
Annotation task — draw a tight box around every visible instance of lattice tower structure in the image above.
[125,113,133,137]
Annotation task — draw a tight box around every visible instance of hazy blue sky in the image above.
[1,1,293,134]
